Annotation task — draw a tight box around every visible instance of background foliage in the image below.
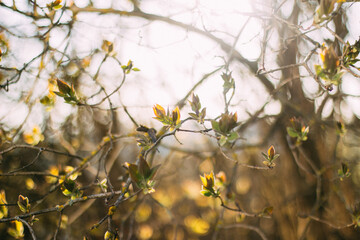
[1,0,360,239]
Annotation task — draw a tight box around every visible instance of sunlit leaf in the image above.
[23,125,44,145]
[0,190,8,219]
[188,112,198,119]
[8,220,24,239]
[17,194,31,213]
[286,127,298,138]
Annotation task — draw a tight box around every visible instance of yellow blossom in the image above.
[200,171,214,190]
[23,125,44,145]
[216,171,227,184]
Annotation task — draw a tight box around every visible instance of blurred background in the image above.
[1,0,360,239]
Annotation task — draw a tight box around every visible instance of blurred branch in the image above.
[71,5,276,93]
[52,211,62,240]
[299,214,354,229]
[219,147,270,170]
[217,195,271,219]
[175,66,223,109]
[219,223,268,240]
[0,145,83,160]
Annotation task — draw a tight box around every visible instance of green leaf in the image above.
[69,87,76,98]
[347,59,359,66]
[331,71,345,85]
[139,156,151,178]
[300,135,308,142]
[272,154,280,161]
[219,135,227,146]
[127,163,140,184]
[17,195,30,213]
[64,97,73,102]
[314,64,327,79]
[190,104,198,113]
[200,189,212,197]
[314,65,322,75]
[61,179,78,197]
[227,131,239,142]
[53,91,66,98]
[132,68,140,71]
[211,120,220,132]
[148,164,161,180]
[56,79,71,95]
[53,4,63,10]
[223,80,233,95]
[199,108,206,123]
[200,108,206,118]
[287,127,298,138]
[188,112,198,119]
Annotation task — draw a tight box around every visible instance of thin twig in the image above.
[219,223,268,240]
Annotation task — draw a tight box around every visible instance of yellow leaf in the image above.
[23,125,44,145]
[0,190,8,219]
[200,171,214,190]
[172,106,181,125]
[14,220,24,237]
[184,215,210,235]
[26,178,35,190]
[46,166,59,183]
[153,104,166,118]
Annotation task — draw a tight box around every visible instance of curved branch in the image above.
[70,6,275,93]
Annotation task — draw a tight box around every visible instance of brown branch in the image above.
[219,147,270,170]
[217,196,271,219]
[0,145,83,160]
[219,223,268,240]
[70,5,275,93]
